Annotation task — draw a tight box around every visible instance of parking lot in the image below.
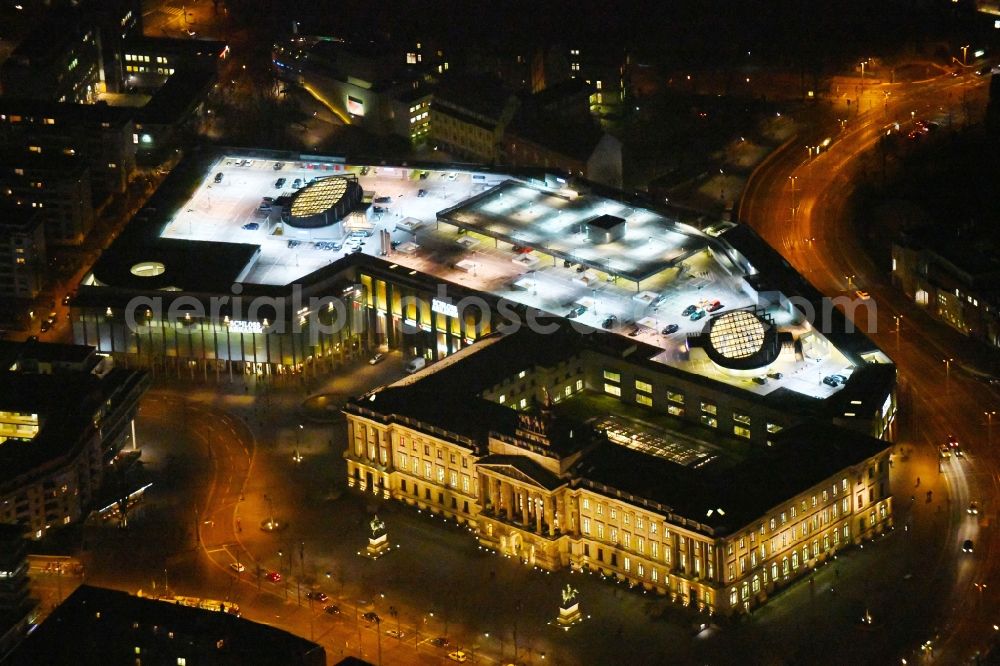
[161,156,500,286]
[159,154,857,401]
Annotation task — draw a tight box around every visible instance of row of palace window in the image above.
[581,520,689,565]
[583,540,715,586]
[730,525,855,604]
[396,454,474,494]
[603,369,783,439]
[392,433,476,494]
[580,496,672,539]
[395,478,474,517]
[729,476,881,556]
[730,504,886,582]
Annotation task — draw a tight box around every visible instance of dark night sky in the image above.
[243,0,973,68]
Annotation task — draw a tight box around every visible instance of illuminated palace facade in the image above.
[345,325,893,615]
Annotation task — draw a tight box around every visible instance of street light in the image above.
[961,44,970,66]
[986,411,996,447]
[294,424,304,463]
[263,493,276,530]
[859,59,870,107]
[893,315,902,351]
[845,274,855,289]
[943,358,954,392]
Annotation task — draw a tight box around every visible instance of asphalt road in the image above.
[738,69,1000,663]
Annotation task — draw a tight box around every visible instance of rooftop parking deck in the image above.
[153,153,859,401]
[438,180,707,282]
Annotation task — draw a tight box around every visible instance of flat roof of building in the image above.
[0,97,135,127]
[6,3,88,63]
[438,180,707,282]
[10,585,324,665]
[0,342,147,494]
[0,340,96,366]
[573,419,888,534]
[135,67,216,126]
[84,151,892,407]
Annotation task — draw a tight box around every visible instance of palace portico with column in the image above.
[474,409,590,569]
[342,325,894,615]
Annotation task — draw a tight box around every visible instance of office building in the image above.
[0,98,136,206]
[892,229,1000,347]
[430,76,520,163]
[0,340,149,539]
[0,150,95,246]
[0,205,46,300]
[0,524,35,661]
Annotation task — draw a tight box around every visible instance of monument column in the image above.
[486,475,497,509]
[535,494,543,533]
[477,474,487,508]
[546,496,556,536]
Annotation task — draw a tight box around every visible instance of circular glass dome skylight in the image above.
[708,310,766,360]
[130,261,166,277]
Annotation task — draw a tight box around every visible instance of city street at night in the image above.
[5,1,1000,664]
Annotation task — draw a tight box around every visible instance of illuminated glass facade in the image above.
[358,269,492,361]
